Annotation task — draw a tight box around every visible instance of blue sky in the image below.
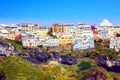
[0,0,120,26]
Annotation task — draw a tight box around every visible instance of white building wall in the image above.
[74,24,94,50]
[64,24,75,37]
[115,37,120,52]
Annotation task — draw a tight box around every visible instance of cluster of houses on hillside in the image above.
[0,19,120,52]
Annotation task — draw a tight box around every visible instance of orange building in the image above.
[52,24,64,36]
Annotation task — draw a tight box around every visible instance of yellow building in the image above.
[32,26,49,37]
[33,30,48,37]
[58,35,74,46]
[108,26,120,38]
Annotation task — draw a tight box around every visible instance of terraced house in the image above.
[110,33,120,52]
[46,38,59,47]
[0,24,21,40]
[75,24,92,38]
[74,24,94,50]
[98,19,113,39]
[58,35,74,46]
[108,26,120,38]
[52,24,64,37]
[32,26,49,37]
[21,32,39,48]
[64,24,75,36]
[19,23,34,32]
[0,29,8,38]
[6,24,20,40]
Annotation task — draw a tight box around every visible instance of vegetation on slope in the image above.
[5,39,23,53]
[0,56,50,80]
[0,55,68,80]
[0,38,120,80]
[77,60,92,71]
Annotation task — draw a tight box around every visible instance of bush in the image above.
[5,39,23,53]
[104,49,111,55]
[15,40,22,45]
[0,56,52,80]
[77,60,91,71]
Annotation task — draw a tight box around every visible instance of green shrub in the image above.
[77,60,91,71]
[5,39,23,53]
[104,49,111,55]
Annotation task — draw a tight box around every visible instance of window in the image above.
[28,40,30,42]
[59,28,61,32]
[54,28,57,32]
[69,37,72,39]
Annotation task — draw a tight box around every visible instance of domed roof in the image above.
[100,19,113,26]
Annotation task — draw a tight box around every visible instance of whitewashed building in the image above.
[75,24,93,38]
[98,19,113,38]
[74,24,94,50]
[46,38,59,47]
[74,33,94,50]
[108,26,120,38]
[38,36,50,47]
[0,30,8,38]
[110,33,120,52]
[64,24,75,37]
[19,23,34,32]
[21,32,39,48]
